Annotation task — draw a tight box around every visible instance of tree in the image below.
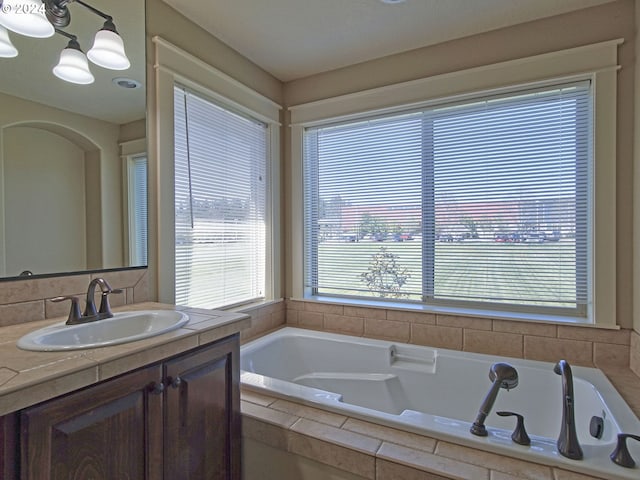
[359,214,388,237]
[360,247,411,298]
[460,216,478,238]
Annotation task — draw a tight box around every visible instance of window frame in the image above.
[289,40,620,327]
[173,84,269,309]
[152,37,282,308]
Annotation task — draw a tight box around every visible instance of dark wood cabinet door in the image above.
[1,413,18,479]
[164,334,240,480]
[20,365,164,480]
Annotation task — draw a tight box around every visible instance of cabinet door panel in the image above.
[1,413,18,479]
[165,335,240,480]
[21,365,163,480]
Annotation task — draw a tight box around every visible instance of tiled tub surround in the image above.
[241,389,610,480]
[241,328,640,480]
[0,301,250,416]
[235,299,640,480]
[286,300,632,370]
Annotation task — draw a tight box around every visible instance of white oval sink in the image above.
[17,310,190,351]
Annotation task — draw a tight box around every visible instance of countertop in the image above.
[0,302,250,416]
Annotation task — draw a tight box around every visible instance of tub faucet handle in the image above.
[51,295,83,325]
[497,411,531,446]
[610,433,640,468]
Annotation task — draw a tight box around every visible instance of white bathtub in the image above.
[241,327,640,480]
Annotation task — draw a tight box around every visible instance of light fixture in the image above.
[1,0,130,84]
[0,0,54,38]
[53,30,94,85]
[87,19,130,70]
[0,24,18,57]
[45,0,130,70]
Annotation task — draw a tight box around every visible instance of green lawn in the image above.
[176,242,260,308]
[317,240,578,307]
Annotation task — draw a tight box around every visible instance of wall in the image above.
[632,0,640,375]
[145,0,283,106]
[283,0,636,331]
[0,92,124,273]
[4,127,88,276]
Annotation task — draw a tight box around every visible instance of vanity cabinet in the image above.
[17,334,240,480]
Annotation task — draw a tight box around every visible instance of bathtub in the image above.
[241,327,640,480]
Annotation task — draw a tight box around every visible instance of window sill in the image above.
[226,298,284,314]
[297,295,619,330]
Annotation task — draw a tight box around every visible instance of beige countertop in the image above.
[0,302,250,416]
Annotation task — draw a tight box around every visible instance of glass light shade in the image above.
[0,25,17,57]
[0,0,53,38]
[53,47,94,85]
[87,29,130,70]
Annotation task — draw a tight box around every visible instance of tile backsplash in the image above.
[0,266,287,345]
[631,331,640,376]
[286,300,631,369]
[0,269,149,327]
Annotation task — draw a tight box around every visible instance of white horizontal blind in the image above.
[304,81,592,314]
[130,155,148,266]
[174,85,267,309]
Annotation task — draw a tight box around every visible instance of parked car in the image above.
[526,232,546,243]
[393,233,413,242]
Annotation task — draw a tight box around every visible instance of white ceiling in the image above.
[164,0,616,82]
[0,0,145,124]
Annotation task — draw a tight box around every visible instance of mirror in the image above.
[0,0,146,279]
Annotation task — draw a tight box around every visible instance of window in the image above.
[128,154,148,266]
[174,86,268,309]
[303,82,592,317]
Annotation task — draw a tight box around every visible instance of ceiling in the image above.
[164,0,617,82]
[0,0,145,124]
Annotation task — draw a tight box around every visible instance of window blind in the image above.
[304,81,592,314]
[131,155,148,266]
[174,85,267,309]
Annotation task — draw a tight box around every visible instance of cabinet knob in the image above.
[169,376,182,389]
[149,381,165,395]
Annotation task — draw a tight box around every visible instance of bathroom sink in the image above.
[17,310,190,351]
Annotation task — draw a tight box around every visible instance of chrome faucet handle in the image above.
[51,296,83,325]
[98,288,123,318]
[497,411,531,446]
[610,433,640,468]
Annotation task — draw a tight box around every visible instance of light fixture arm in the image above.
[45,0,114,29]
[54,27,76,42]
[54,28,83,52]
[74,0,111,22]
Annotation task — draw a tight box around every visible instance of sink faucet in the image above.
[84,277,114,319]
[554,360,583,460]
[53,278,122,325]
[470,362,519,436]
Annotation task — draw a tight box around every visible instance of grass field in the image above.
[316,240,578,307]
[175,242,261,308]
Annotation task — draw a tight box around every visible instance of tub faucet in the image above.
[554,360,583,460]
[470,362,519,436]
